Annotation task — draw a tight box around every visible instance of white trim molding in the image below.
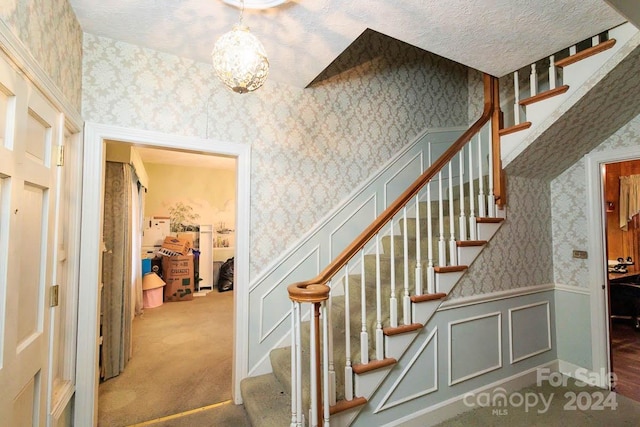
[585,146,640,387]
[75,123,251,426]
[508,301,552,364]
[439,283,555,311]
[554,283,591,296]
[448,312,502,386]
[375,328,438,413]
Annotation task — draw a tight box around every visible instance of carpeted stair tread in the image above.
[240,373,292,427]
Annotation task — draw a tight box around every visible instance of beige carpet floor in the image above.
[98,290,238,426]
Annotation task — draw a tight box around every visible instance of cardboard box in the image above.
[161,236,192,255]
[162,255,194,301]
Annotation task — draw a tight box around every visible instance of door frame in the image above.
[586,145,640,387]
[75,122,251,426]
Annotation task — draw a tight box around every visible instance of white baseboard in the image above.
[557,360,611,389]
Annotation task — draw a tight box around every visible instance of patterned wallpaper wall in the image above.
[449,174,554,298]
[551,113,640,287]
[82,33,470,279]
[0,0,82,111]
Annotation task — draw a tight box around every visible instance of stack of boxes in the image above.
[159,237,194,302]
[142,216,196,304]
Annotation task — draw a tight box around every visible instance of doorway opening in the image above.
[603,159,640,402]
[97,141,238,425]
[75,124,251,426]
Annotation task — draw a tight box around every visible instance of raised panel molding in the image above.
[509,301,552,364]
[258,246,320,342]
[383,151,423,207]
[330,194,377,260]
[448,312,502,386]
[375,328,438,413]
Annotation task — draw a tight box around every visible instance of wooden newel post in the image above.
[489,75,506,208]
[288,282,330,426]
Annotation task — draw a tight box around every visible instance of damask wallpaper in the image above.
[0,0,82,111]
[551,113,640,287]
[449,174,554,298]
[82,33,470,279]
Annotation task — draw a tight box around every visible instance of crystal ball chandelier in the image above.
[212,1,269,94]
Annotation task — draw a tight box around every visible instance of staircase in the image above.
[240,22,639,427]
[242,180,504,426]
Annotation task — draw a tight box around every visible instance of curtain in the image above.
[102,162,134,380]
[620,174,640,231]
[131,175,144,317]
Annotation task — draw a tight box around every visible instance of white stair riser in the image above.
[354,367,393,399]
[501,129,532,161]
[458,245,484,266]
[477,222,501,240]
[385,331,419,360]
[436,270,465,294]
[524,93,569,124]
[412,299,441,324]
[330,405,362,427]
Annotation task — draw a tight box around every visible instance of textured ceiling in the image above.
[68,0,627,89]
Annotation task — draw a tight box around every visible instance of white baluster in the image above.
[569,45,577,56]
[322,301,330,427]
[402,207,411,325]
[513,70,521,125]
[360,251,369,365]
[468,145,477,240]
[592,35,599,47]
[458,150,467,241]
[291,302,301,427]
[530,63,538,97]
[487,121,496,218]
[389,222,398,328]
[448,161,457,266]
[426,179,435,294]
[437,171,446,266]
[375,234,384,361]
[415,194,422,296]
[548,54,556,90]
[327,289,335,407]
[477,133,486,218]
[310,307,318,427]
[343,266,353,401]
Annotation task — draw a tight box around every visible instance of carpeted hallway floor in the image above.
[97,289,640,426]
[98,290,250,426]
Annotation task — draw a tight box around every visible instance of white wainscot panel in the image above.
[449,312,502,385]
[257,246,320,342]
[375,328,438,413]
[330,195,377,260]
[509,301,551,364]
[384,152,423,206]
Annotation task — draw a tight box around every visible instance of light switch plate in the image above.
[573,250,588,259]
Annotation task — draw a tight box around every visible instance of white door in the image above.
[0,54,61,425]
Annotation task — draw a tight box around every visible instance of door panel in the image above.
[0,52,59,426]
[17,183,46,345]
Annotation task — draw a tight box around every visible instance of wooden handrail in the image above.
[288,74,499,303]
